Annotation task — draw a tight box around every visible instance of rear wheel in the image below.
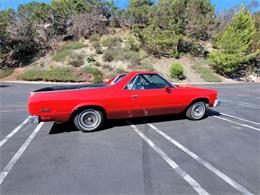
[186,101,206,120]
[74,109,104,132]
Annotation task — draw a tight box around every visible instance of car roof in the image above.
[129,71,159,76]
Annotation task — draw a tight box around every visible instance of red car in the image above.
[28,71,220,131]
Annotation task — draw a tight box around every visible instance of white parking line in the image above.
[0,122,44,185]
[219,112,260,126]
[0,118,29,148]
[220,99,260,109]
[129,122,209,195]
[148,123,253,195]
[214,116,260,132]
[0,109,27,113]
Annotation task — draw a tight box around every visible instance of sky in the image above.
[0,0,259,12]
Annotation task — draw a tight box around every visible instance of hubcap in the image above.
[191,103,205,119]
[78,110,101,130]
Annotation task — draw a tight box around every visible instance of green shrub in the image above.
[170,63,185,80]
[81,66,103,83]
[134,26,182,57]
[126,35,141,51]
[95,47,103,54]
[53,41,86,62]
[101,36,122,48]
[53,50,71,62]
[89,34,101,42]
[192,63,222,82]
[211,7,257,74]
[0,68,13,79]
[66,53,84,67]
[103,49,115,62]
[19,67,82,82]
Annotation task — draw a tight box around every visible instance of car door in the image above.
[124,74,184,117]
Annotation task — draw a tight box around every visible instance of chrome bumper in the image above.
[213,99,221,107]
[28,115,40,124]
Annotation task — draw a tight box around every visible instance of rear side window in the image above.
[111,73,127,84]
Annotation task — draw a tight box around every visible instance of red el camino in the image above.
[28,71,221,131]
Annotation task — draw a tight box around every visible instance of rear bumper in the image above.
[213,99,221,107]
[28,115,40,124]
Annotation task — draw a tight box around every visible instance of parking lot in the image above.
[0,82,259,194]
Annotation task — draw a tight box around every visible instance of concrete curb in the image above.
[1,80,259,85]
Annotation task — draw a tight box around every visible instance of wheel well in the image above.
[190,98,209,105]
[70,105,107,121]
[184,98,209,112]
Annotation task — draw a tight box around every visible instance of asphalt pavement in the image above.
[0,81,259,194]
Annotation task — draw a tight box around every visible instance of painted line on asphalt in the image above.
[128,122,209,195]
[214,116,260,132]
[0,109,27,113]
[0,118,29,148]
[219,112,260,126]
[220,99,260,109]
[0,122,44,185]
[148,123,253,195]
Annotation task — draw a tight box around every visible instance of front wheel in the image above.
[74,109,104,132]
[186,101,206,120]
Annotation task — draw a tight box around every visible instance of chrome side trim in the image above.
[213,99,221,107]
[28,116,40,124]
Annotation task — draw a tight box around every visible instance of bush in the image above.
[134,26,182,57]
[101,36,122,48]
[103,50,115,62]
[192,63,222,82]
[125,35,141,51]
[170,63,185,80]
[19,67,82,82]
[209,51,259,73]
[211,7,257,74]
[81,66,103,83]
[89,34,101,42]
[95,47,103,54]
[53,41,86,62]
[66,53,84,67]
[0,68,13,79]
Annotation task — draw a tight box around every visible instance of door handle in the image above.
[131,95,138,99]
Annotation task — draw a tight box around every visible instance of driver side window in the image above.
[125,75,148,90]
[125,74,173,90]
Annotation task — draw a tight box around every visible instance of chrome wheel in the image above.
[74,109,103,132]
[186,101,206,120]
[191,102,206,119]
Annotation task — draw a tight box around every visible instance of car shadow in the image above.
[49,109,221,134]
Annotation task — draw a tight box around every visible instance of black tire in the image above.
[186,101,206,120]
[74,109,104,132]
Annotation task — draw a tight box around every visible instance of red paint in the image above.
[28,71,218,122]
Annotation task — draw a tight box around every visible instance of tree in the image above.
[210,7,258,74]
[128,0,154,27]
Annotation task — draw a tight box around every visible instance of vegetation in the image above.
[0,0,259,82]
[210,8,258,74]
[192,63,222,82]
[170,63,185,80]
[81,66,103,83]
[18,67,82,82]
[0,68,13,79]
[53,41,86,62]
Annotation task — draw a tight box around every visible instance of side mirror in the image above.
[164,85,171,93]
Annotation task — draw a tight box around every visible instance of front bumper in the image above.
[213,99,221,107]
[28,115,40,124]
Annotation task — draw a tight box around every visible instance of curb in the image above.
[1,80,259,85]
